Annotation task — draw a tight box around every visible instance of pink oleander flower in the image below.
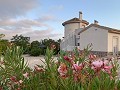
[10,76,17,82]
[72,61,84,81]
[34,65,44,72]
[0,86,3,90]
[102,65,112,74]
[19,80,23,84]
[92,60,103,69]
[63,56,74,64]
[0,61,4,65]
[50,44,56,49]
[17,88,21,90]
[89,54,96,60]
[23,72,29,78]
[58,63,68,78]
[91,60,112,74]
[72,61,84,72]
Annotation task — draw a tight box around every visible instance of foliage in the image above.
[11,34,30,54]
[0,34,5,39]
[30,47,41,56]
[0,46,31,89]
[40,39,61,55]
[30,39,61,56]
[30,41,41,56]
[0,34,9,55]
[0,39,9,55]
[0,46,120,90]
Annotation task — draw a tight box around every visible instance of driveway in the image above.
[23,55,58,69]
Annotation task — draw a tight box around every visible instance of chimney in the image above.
[79,11,82,20]
[94,20,98,25]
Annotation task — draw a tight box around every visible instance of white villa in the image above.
[60,12,120,56]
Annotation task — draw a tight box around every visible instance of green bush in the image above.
[30,48,41,56]
[0,46,120,90]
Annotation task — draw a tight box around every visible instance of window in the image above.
[82,25,85,28]
[77,43,80,46]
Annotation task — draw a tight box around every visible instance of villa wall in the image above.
[79,26,108,52]
[64,23,80,37]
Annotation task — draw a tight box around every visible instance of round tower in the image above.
[62,12,89,38]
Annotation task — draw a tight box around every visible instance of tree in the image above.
[0,34,9,54]
[11,35,30,54]
[0,34,5,40]
[40,39,61,55]
[0,40,9,54]
[31,41,40,48]
[30,41,41,56]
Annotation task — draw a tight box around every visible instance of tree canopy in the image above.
[11,35,30,54]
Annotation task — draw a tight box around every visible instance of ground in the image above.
[24,54,58,69]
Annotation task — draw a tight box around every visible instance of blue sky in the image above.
[1,0,120,41]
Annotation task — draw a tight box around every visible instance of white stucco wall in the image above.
[64,23,80,37]
[60,31,76,51]
[80,26,108,52]
[108,33,120,52]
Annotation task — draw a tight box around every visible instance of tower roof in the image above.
[62,17,89,26]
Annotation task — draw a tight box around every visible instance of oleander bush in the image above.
[0,45,120,90]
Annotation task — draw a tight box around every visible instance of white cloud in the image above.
[0,18,62,41]
[0,0,63,41]
[0,0,39,19]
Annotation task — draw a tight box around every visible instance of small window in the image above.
[77,43,80,46]
[82,25,85,28]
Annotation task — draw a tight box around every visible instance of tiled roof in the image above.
[78,24,120,35]
[62,17,89,26]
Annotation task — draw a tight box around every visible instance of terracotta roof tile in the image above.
[78,24,120,35]
[62,17,89,26]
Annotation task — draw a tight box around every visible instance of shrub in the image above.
[30,47,41,56]
[0,46,120,90]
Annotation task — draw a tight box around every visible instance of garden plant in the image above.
[0,45,120,90]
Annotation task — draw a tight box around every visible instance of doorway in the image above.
[112,36,119,56]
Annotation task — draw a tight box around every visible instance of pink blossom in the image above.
[64,56,71,62]
[92,60,103,68]
[10,76,17,82]
[72,61,84,81]
[102,65,112,74]
[58,63,67,77]
[63,56,74,64]
[50,44,56,49]
[34,65,44,72]
[0,86,3,90]
[72,61,84,71]
[17,88,21,90]
[89,54,96,60]
[23,72,29,78]
[91,60,112,75]
[19,80,23,84]
[0,61,4,65]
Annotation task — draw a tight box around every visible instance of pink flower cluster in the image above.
[7,72,29,89]
[58,63,68,78]
[58,56,84,81]
[58,55,113,81]
[63,56,74,64]
[91,60,112,74]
